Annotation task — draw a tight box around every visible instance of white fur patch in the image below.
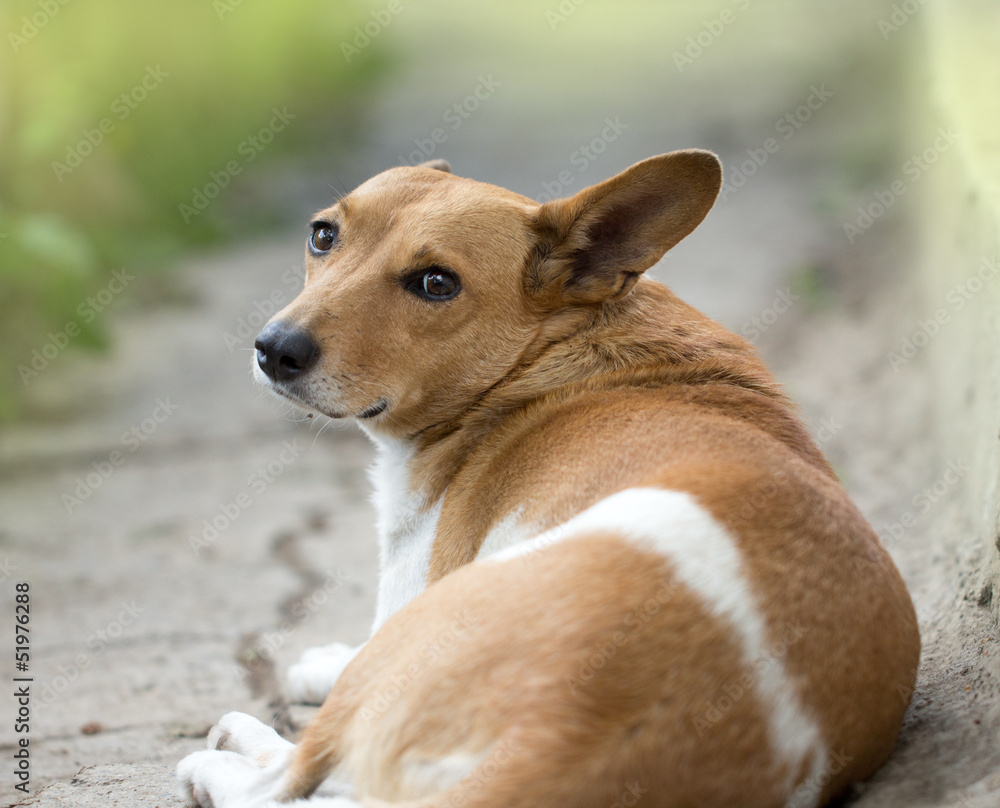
[487,487,828,804]
[285,642,361,705]
[474,507,532,559]
[367,437,443,633]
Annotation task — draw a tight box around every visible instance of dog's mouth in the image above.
[357,398,389,419]
[254,362,390,422]
[266,381,342,417]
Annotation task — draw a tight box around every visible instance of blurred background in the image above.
[0,0,907,421]
[3,1,1000,806]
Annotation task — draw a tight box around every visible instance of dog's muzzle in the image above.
[254,321,319,383]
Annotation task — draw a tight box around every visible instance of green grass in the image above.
[0,0,384,420]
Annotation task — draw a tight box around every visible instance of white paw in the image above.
[178,713,293,807]
[207,711,294,767]
[178,711,358,807]
[177,748,274,808]
[285,642,360,705]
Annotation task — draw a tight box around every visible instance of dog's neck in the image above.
[362,280,831,519]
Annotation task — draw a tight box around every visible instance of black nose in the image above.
[254,321,319,382]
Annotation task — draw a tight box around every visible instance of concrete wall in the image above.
[919,1,1000,617]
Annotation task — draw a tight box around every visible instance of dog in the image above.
[178,150,920,808]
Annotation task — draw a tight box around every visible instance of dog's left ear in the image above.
[528,150,721,306]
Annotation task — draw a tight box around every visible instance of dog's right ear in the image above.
[527,150,721,307]
[417,159,451,173]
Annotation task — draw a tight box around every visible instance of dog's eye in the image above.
[309,222,338,254]
[423,270,459,298]
[421,269,460,300]
[406,268,461,301]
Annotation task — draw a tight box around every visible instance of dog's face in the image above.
[253,164,542,432]
[253,152,722,437]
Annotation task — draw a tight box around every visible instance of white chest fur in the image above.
[367,437,443,634]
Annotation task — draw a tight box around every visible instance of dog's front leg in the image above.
[283,555,430,704]
[285,521,436,704]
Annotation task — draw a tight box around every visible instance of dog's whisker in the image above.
[310,416,337,449]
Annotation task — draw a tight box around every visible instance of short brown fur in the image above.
[255,152,918,807]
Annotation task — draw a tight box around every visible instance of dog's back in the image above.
[287,278,917,807]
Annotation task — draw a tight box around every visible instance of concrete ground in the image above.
[3,4,999,806]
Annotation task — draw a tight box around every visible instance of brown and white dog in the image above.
[177,150,919,808]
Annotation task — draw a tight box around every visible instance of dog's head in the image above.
[253,150,721,437]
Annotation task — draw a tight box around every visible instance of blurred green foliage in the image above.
[0,0,381,420]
